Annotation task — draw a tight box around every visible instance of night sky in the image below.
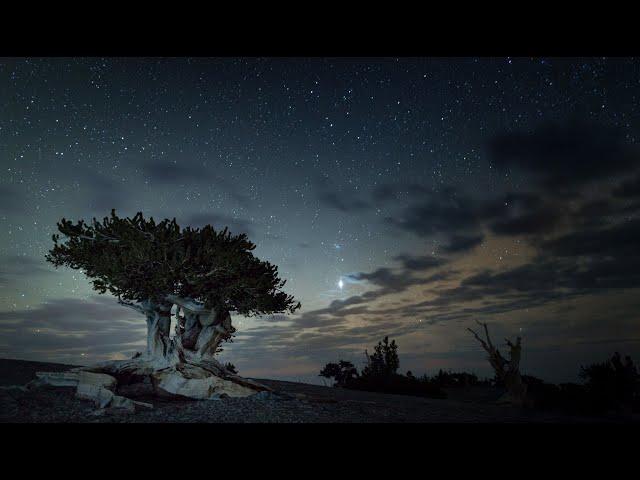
[2,57,640,384]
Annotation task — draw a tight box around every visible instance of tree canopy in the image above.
[46,210,301,315]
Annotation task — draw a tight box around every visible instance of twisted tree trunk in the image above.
[468,320,528,407]
[145,302,172,360]
[86,294,267,401]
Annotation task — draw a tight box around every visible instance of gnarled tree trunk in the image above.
[468,320,528,407]
[145,302,172,361]
[84,294,267,402]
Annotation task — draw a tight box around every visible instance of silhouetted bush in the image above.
[319,360,359,387]
[319,336,446,399]
[521,353,640,416]
[361,336,399,378]
[225,362,238,374]
[432,369,491,388]
[580,352,639,415]
[347,373,447,399]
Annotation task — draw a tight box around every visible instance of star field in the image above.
[1,57,640,383]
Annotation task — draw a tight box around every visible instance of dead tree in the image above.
[467,320,528,406]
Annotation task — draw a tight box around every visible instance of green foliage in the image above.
[46,210,301,316]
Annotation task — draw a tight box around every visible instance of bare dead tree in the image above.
[467,320,528,406]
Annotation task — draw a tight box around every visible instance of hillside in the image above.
[0,358,621,423]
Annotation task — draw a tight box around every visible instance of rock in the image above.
[35,371,80,387]
[78,371,117,391]
[77,384,114,408]
[308,396,338,404]
[253,391,275,400]
[75,371,119,408]
[133,400,154,410]
[109,395,136,413]
[0,385,28,392]
[117,382,155,398]
[104,406,134,415]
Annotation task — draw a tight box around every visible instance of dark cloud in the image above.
[393,254,447,271]
[462,262,570,293]
[488,121,638,191]
[489,206,562,236]
[371,183,431,203]
[0,296,146,363]
[317,191,371,213]
[385,188,479,238]
[542,218,640,258]
[441,234,484,253]
[141,160,250,207]
[478,192,563,236]
[0,255,57,277]
[613,174,640,198]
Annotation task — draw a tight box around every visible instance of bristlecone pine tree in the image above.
[46,210,300,400]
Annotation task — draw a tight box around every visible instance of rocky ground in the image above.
[0,358,629,423]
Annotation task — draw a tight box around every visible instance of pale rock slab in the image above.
[76,384,114,408]
[78,371,117,391]
[35,371,80,387]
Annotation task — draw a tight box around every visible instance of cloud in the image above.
[141,160,251,206]
[385,188,480,238]
[441,234,484,253]
[0,295,146,363]
[488,121,638,192]
[371,183,431,203]
[542,218,640,258]
[613,174,640,198]
[317,191,371,213]
[0,255,57,277]
[489,206,562,236]
[392,254,447,272]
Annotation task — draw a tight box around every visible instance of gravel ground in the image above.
[0,358,626,423]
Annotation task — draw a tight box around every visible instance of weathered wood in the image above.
[468,320,528,407]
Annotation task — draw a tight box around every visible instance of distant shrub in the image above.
[347,373,447,399]
[580,352,639,415]
[432,369,491,388]
[520,353,640,416]
[361,336,399,378]
[319,336,446,399]
[225,362,238,374]
[319,360,359,387]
